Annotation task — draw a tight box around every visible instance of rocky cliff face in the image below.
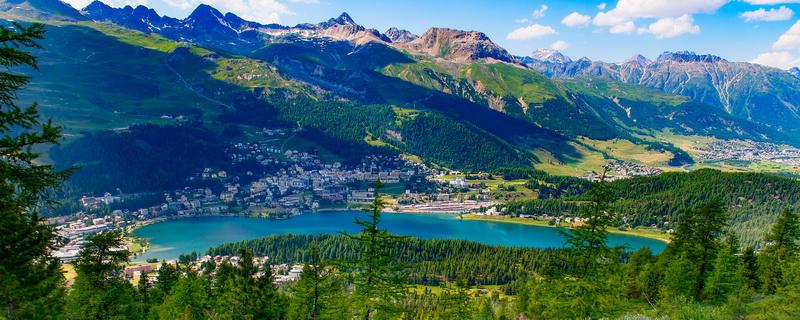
[521,50,800,133]
[291,12,389,44]
[384,27,418,43]
[401,28,514,63]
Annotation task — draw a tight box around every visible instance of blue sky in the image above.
[62,0,800,68]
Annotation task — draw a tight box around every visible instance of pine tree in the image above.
[759,209,800,294]
[704,237,743,300]
[344,180,408,319]
[623,248,653,299]
[438,280,473,319]
[64,232,142,319]
[289,243,345,320]
[137,271,153,317]
[153,261,180,304]
[561,172,617,275]
[740,246,759,291]
[475,299,496,320]
[156,272,209,320]
[668,200,728,300]
[765,209,800,258]
[0,22,70,319]
[250,271,288,320]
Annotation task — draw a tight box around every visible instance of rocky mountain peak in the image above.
[187,3,224,22]
[0,0,88,21]
[624,54,651,65]
[332,12,356,25]
[531,48,572,64]
[789,67,800,78]
[131,5,159,20]
[82,0,112,15]
[657,51,725,63]
[407,27,514,63]
[384,27,418,43]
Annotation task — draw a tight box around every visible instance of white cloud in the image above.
[550,40,569,51]
[515,18,531,24]
[610,21,636,34]
[159,0,294,23]
[596,0,728,22]
[741,6,794,22]
[562,12,591,27]
[592,0,724,38]
[609,21,637,34]
[506,24,557,40]
[597,2,607,10]
[160,0,193,9]
[63,0,148,9]
[532,4,549,19]
[288,0,319,3]
[774,20,800,49]
[751,51,800,69]
[743,0,800,4]
[638,14,700,38]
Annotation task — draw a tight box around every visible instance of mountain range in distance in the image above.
[2,0,800,179]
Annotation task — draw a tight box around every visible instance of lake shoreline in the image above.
[128,210,668,261]
[459,214,672,243]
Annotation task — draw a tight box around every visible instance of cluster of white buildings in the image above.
[79,192,121,209]
[697,140,800,166]
[53,216,125,262]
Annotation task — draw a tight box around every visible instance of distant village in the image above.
[48,128,687,264]
[581,160,663,182]
[121,254,307,287]
[50,128,493,262]
[697,140,800,166]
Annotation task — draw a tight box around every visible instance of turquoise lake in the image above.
[132,211,667,261]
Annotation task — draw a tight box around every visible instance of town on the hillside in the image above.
[50,127,675,263]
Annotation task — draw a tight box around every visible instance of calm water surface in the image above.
[132,211,666,261]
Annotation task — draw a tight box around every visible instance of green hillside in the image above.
[6,13,799,181]
[502,169,800,247]
[19,21,540,190]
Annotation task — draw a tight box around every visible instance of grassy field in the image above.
[436,174,538,199]
[578,137,675,168]
[16,22,226,134]
[410,284,509,299]
[461,214,671,242]
[532,142,608,176]
[62,264,78,286]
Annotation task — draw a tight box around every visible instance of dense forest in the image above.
[269,94,532,170]
[500,169,800,247]
[50,124,228,193]
[209,234,567,286]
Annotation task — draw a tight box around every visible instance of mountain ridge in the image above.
[521,49,800,134]
[2,0,800,176]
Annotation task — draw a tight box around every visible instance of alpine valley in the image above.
[2,0,800,179]
[4,1,800,319]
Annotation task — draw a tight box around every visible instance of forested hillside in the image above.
[210,234,565,286]
[502,169,800,247]
[50,124,228,193]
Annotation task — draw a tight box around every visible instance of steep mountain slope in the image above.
[3,0,798,177]
[399,28,515,63]
[0,0,85,21]
[522,50,800,135]
[3,17,546,173]
[384,27,417,43]
[15,24,228,131]
[381,59,793,148]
